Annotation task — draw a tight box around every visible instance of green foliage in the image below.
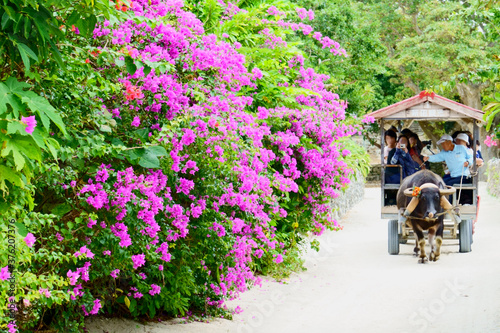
[0,0,369,331]
[0,0,113,74]
[289,0,402,115]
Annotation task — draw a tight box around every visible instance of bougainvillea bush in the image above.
[0,0,370,331]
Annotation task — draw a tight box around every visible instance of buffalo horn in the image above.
[403,197,419,216]
[440,196,453,210]
[403,183,438,197]
[403,188,414,197]
[439,186,456,196]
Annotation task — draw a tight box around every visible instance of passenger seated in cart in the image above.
[423,134,473,204]
[408,132,426,169]
[383,129,397,164]
[386,135,421,183]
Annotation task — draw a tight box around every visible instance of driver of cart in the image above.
[423,134,473,187]
[387,135,421,182]
[453,132,484,167]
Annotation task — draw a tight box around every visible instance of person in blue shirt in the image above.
[387,135,421,183]
[423,134,473,186]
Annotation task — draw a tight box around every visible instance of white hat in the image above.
[436,134,453,145]
[456,133,469,144]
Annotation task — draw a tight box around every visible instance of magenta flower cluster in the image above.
[39,0,365,318]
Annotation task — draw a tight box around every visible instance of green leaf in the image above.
[1,139,25,171]
[129,297,137,313]
[18,43,38,61]
[14,135,42,162]
[87,15,97,38]
[4,77,31,93]
[124,296,130,308]
[3,5,19,22]
[99,124,112,132]
[0,165,24,191]
[7,121,28,135]
[15,222,28,237]
[21,93,67,136]
[138,151,160,168]
[17,44,31,71]
[125,56,137,75]
[0,81,24,116]
[134,128,149,140]
[115,57,125,67]
[31,127,47,149]
[2,12,11,29]
[67,11,80,25]
[51,203,72,216]
[146,146,167,156]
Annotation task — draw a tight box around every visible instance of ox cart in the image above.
[366,92,484,256]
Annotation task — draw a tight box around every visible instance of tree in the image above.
[289,0,405,115]
[363,0,500,109]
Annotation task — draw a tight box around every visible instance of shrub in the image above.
[0,0,369,331]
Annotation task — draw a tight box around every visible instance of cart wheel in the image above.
[459,219,473,253]
[388,219,400,255]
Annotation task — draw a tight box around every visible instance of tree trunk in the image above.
[456,82,484,110]
[418,121,441,148]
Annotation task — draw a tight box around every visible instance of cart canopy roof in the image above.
[366,91,485,123]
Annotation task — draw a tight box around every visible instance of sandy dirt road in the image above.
[87,183,500,333]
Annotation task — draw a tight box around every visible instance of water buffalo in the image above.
[397,170,455,263]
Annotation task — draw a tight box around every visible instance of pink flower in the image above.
[158,265,164,271]
[181,128,196,146]
[90,299,102,315]
[74,245,94,259]
[70,180,77,187]
[296,7,307,20]
[0,266,10,281]
[83,299,102,316]
[24,233,36,247]
[149,284,161,296]
[67,269,80,285]
[252,67,263,80]
[131,253,146,269]
[39,288,51,298]
[7,321,17,333]
[21,116,37,134]
[87,218,97,228]
[176,178,194,195]
[274,254,283,264]
[361,115,375,124]
[110,269,120,278]
[103,250,111,255]
[485,134,498,147]
[55,232,64,241]
[131,116,141,127]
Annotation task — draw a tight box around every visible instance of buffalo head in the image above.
[402,183,455,218]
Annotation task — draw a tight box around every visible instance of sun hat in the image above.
[456,133,469,144]
[436,134,453,145]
